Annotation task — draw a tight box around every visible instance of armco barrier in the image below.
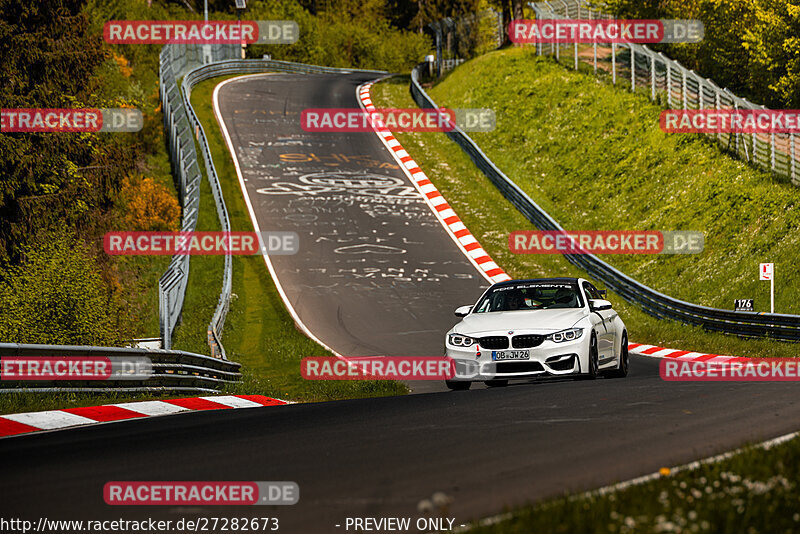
[159,43,240,356]
[0,343,241,393]
[409,64,800,341]
[159,45,387,357]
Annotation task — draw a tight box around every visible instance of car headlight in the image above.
[448,334,476,347]
[547,328,584,343]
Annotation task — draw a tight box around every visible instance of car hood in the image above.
[454,308,587,335]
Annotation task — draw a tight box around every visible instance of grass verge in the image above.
[370,51,798,359]
[465,434,800,533]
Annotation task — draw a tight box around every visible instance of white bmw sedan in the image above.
[444,277,628,390]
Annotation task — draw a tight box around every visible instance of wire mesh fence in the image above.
[528,0,798,185]
[428,9,505,78]
[158,43,239,356]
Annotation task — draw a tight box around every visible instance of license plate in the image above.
[492,350,529,361]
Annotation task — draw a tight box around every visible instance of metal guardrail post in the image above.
[630,45,635,92]
[792,133,797,184]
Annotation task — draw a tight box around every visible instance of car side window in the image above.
[583,282,601,301]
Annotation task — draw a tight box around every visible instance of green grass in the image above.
[465,433,800,533]
[187,75,408,402]
[370,49,800,359]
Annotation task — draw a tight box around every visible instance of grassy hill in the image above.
[372,46,800,357]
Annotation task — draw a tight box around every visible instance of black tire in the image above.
[484,379,508,388]
[580,333,599,380]
[605,331,629,378]
[445,380,471,391]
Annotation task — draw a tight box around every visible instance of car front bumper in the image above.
[445,334,588,381]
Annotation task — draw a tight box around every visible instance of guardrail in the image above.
[528,0,798,185]
[158,43,240,356]
[159,47,388,357]
[410,64,800,341]
[0,343,241,393]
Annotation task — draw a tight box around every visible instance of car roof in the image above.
[491,277,582,288]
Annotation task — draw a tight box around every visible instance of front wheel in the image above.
[579,332,599,380]
[605,331,629,378]
[445,380,471,391]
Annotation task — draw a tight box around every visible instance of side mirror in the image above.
[454,305,473,317]
[589,299,612,312]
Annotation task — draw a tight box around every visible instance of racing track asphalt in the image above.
[211,72,491,395]
[3,356,800,533]
[3,73,800,533]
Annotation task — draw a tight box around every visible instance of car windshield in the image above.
[473,282,583,312]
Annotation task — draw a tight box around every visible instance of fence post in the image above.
[714,87,722,143]
[698,80,703,110]
[631,45,635,92]
[663,54,672,108]
[682,67,687,110]
[791,133,797,183]
[592,7,597,74]
[574,41,578,70]
[771,132,776,172]
[752,130,757,164]
[649,49,655,101]
[611,42,616,84]
[544,2,557,57]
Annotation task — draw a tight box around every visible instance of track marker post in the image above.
[759,262,774,313]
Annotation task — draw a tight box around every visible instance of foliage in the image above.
[603,0,800,109]
[246,0,431,71]
[0,231,122,345]
[122,175,180,231]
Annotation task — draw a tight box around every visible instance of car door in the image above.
[584,282,616,362]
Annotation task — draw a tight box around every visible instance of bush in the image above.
[122,175,180,231]
[0,232,122,346]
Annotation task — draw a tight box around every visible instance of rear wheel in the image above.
[484,379,508,388]
[445,380,471,391]
[605,331,629,378]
